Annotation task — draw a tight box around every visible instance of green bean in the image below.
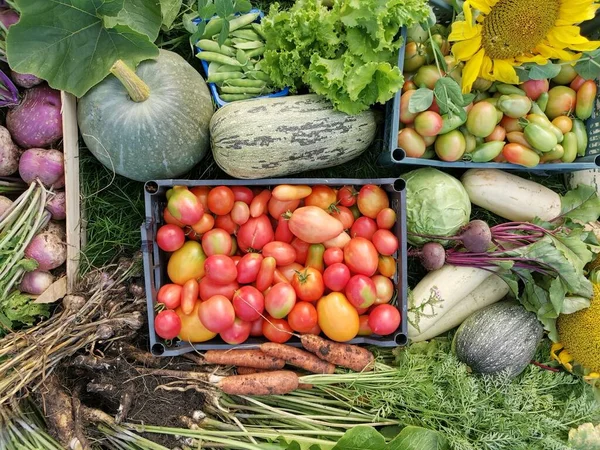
[196,40,236,56]
[233,41,264,50]
[231,29,262,41]
[207,62,222,77]
[246,70,271,82]
[207,72,246,83]
[245,47,265,58]
[252,23,267,40]
[223,78,267,88]
[217,64,243,73]
[201,17,224,39]
[197,52,242,66]
[221,85,268,94]
[219,93,259,101]
[229,12,260,32]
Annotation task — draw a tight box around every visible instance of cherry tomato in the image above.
[368,304,400,335]
[357,185,389,219]
[256,256,277,292]
[376,208,396,230]
[268,197,300,219]
[358,315,373,336]
[231,186,254,204]
[287,301,318,333]
[220,318,251,345]
[317,292,359,342]
[157,284,182,309]
[291,238,310,265]
[337,186,357,207]
[231,201,250,225]
[237,215,275,252]
[208,186,235,215]
[330,206,355,230]
[278,262,304,282]
[372,275,394,304]
[323,263,351,292]
[154,310,182,340]
[249,318,264,337]
[198,295,236,333]
[199,277,239,301]
[232,286,265,322]
[265,282,297,318]
[215,213,239,235]
[291,267,324,302]
[176,301,216,343]
[271,185,312,201]
[345,275,377,309]
[167,241,206,285]
[156,224,185,252]
[377,256,396,278]
[344,238,378,276]
[372,229,399,256]
[204,255,238,285]
[262,317,293,343]
[163,207,185,227]
[350,217,378,240]
[275,217,294,243]
[250,189,271,218]
[262,241,297,266]
[190,186,211,211]
[324,247,344,266]
[181,278,199,314]
[236,253,264,284]
[190,213,215,235]
[305,185,337,210]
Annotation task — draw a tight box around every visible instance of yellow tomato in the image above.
[317,292,359,342]
[176,301,216,343]
[167,240,206,285]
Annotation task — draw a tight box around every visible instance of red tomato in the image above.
[156,224,185,252]
[301,322,321,335]
[215,213,239,235]
[237,215,275,252]
[204,255,238,284]
[291,267,324,302]
[268,197,300,219]
[378,256,397,278]
[345,275,377,309]
[372,230,399,256]
[157,284,182,309]
[330,206,355,230]
[167,186,204,225]
[154,310,181,340]
[202,228,233,257]
[208,186,235,215]
[324,247,344,266]
[190,213,215,236]
[376,208,397,230]
[337,186,357,207]
[275,217,294,243]
[357,185,389,219]
[271,185,312,201]
[291,238,310,265]
[220,318,251,345]
[262,241,297,266]
[305,185,337,210]
[199,277,239,301]
[256,256,277,292]
[372,275,394,304]
[288,206,344,243]
[262,317,293,343]
[265,282,297,318]
[358,315,373,336]
[287,301,318,333]
[231,186,254,204]
[231,201,250,225]
[323,263,351,292]
[350,217,378,240]
[249,318,264,336]
[279,262,304,282]
[236,253,264,284]
[344,238,378,276]
[181,279,199,314]
[232,255,242,265]
[198,295,236,333]
[232,286,264,322]
[190,186,210,211]
[368,304,400,335]
[355,305,369,315]
[163,207,185,227]
[305,244,325,273]
[250,189,271,218]
[323,231,351,250]
[273,269,289,284]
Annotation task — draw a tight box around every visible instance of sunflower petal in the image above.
[559,1,599,23]
[451,33,482,60]
[469,0,491,14]
[535,43,581,61]
[515,54,550,64]
[464,1,473,27]
[491,59,519,85]
[480,55,494,79]
[448,21,481,41]
[547,26,599,47]
[461,48,485,93]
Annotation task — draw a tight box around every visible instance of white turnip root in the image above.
[6,84,62,149]
[24,230,66,271]
[19,148,64,188]
[44,221,66,240]
[20,270,55,295]
[0,195,12,216]
[0,125,21,176]
[11,71,42,89]
[46,190,66,220]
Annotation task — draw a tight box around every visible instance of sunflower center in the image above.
[481,0,560,59]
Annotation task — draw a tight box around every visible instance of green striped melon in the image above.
[210,94,378,179]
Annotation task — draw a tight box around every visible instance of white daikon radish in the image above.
[461,169,561,222]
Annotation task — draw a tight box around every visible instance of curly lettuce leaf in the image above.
[568,423,600,450]
[0,291,49,337]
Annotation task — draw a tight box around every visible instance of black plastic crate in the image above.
[142,178,408,357]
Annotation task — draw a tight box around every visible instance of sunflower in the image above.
[448,0,600,93]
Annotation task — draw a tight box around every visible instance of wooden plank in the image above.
[61,92,81,293]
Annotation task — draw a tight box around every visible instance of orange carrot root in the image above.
[218,370,299,396]
[203,349,285,370]
[236,366,269,375]
[300,334,374,372]
[259,342,335,374]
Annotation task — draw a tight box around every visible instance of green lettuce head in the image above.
[402,168,471,246]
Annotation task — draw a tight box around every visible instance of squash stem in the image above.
[110,60,150,102]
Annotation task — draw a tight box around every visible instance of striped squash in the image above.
[210,94,377,179]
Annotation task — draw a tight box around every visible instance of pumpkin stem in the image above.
[110,60,150,102]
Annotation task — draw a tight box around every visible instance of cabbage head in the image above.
[402,168,471,246]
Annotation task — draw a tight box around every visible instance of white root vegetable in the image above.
[407,264,496,337]
[43,221,66,240]
[46,190,66,220]
[18,148,65,188]
[410,275,510,342]
[19,270,56,295]
[461,169,561,222]
[0,125,22,176]
[24,230,67,271]
[0,195,13,217]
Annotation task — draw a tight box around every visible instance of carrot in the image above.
[236,366,269,375]
[300,334,375,372]
[204,349,285,370]
[259,342,335,374]
[218,370,299,396]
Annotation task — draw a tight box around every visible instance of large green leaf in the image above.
[331,426,386,450]
[389,426,448,450]
[160,0,183,29]
[6,0,159,98]
[112,0,162,40]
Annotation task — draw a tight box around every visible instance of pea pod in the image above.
[497,94,532,118]
[236,48,249,65]
[245,47,266,58]
[221,85,268,94]
[576,80,596,120]
[495,83,526,96]
[207,62,222,77]
[252,23,267,40]
[540,144,564,163]
[469,141,505,162]
[439,113,467,134]
[197,52,242,66]
[526,114,563,143]
[561,131,578,162]
[247,71,271,82]
[207,72,246,83]
[196,39,236,56]
[224,78,267,88]
[219,93,259,101]
[524,123,558,152]
[233,40,265,50]
[229,12,260,32]
[201,17,225,39]
[217,64,243,73]
[231,29,262,41]
[571,119,588,156]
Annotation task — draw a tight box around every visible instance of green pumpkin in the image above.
[78,50,214,182]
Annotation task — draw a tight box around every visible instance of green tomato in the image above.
[435,130,466,162]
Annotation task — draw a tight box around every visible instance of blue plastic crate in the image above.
[193,9,289,109]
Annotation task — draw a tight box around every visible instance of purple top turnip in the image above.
[24,230,66,271]
[19,148,64,188]
[10,71,42,89]
[20,270,55,295]
[45,190,66,220]
[7,84,62,149]
[0,124,21,176]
